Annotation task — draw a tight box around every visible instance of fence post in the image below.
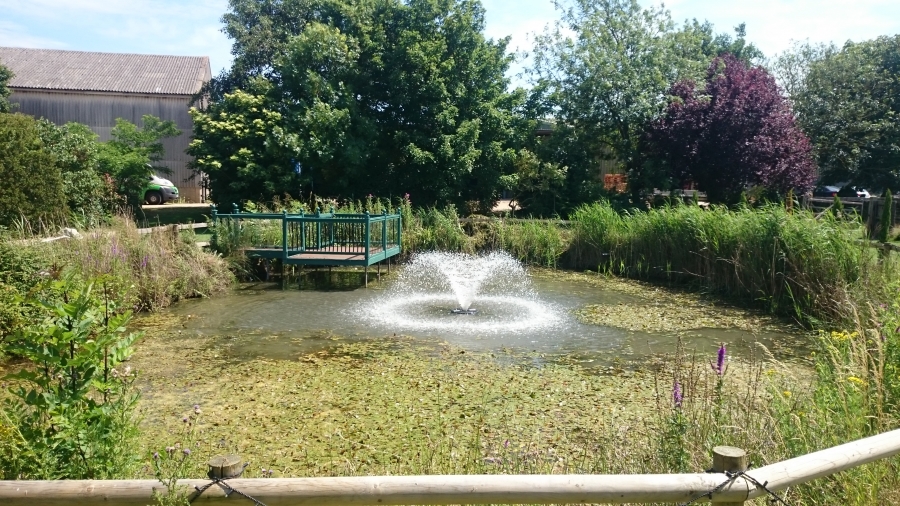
[209,204,217,224]
[712,446,748,505]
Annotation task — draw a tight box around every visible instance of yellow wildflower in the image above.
[847,376,866,386]
[783,390,792,398]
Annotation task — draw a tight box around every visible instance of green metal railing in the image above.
[210,204,402,267]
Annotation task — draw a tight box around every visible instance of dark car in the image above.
[813,186,841,197]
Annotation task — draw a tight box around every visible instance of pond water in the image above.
[163,253,811,369]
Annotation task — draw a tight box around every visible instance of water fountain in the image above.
[362,251,563,333]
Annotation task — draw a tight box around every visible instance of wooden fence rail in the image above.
[2,428,899,505]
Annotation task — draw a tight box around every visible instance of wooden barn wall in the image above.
[9,89,204,202]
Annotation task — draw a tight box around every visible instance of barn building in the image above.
[0,47,211,202]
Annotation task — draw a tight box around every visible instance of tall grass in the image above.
[39,216,234,311]
[647,308,900,505]
[569,201,890,324]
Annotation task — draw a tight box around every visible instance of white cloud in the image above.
[0,20,67,49]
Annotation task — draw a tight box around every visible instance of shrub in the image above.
[0,113,67,227]
[0,274,141,479]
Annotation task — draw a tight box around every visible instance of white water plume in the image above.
[363,251,562,334]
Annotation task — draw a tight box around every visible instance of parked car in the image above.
[142,174,179,205]
[813,186,841,197]
[837,186,871,199]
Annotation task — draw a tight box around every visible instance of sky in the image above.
[2,0,899,86]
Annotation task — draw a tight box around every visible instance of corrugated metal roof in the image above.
[0,47,210,95]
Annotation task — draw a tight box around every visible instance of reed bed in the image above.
[569,201,893,324]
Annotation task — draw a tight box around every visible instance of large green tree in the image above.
[193,0,520,210]
[790,35,900,191]
[526,0,763,208]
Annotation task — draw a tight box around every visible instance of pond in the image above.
[131,252,814,478]
[163,252,811,370]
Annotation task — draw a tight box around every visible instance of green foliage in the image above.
[189,85,300,207]
[792,35,900,190]
[98,115,180,207]
[45,216,234,311]
[0,62,12,113]
[570,200,873,323]
[879,189,893,242]
[37,121,123,226]
[0,241,52,343]
[0,113,67,227]
[0,274,140,479]
[194,0,519,210]
[832,194,845,218]
[528,0,765,203]
[482,219,570,267]
[150,407,203,506]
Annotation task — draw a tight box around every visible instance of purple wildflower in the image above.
[712,344,727,376]
[153,452,160,460]
[673,380,683,408]
[504,439,509,448]
[183,449,191,456]
[182,417,189,423]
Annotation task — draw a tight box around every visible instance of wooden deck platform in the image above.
[288,246,384,262]
[211,206,403,277]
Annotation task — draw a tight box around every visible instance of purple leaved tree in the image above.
[644,54,816,203]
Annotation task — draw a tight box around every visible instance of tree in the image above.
[769,40,835,103]
[0,62,12,113]
[37,121,122,225]
[642,54,816,203]
[193,0,519,210]
[97,115,180,207]
[0,113,66,226]
[791,36,900,191]
[189,83,301,207]
[527,0,765,206]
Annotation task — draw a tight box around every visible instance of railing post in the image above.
[712,446,748,505]
[382,208,387,253]
[210,204,217,224]
[364,211,371,260]
[315,208,322,249]
[282,209,288,260]
[232,203,239,215]
[397,207,403,250]
[300,210,306,251]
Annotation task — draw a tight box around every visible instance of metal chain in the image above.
[189,463,269,506]
[678,470,793,506]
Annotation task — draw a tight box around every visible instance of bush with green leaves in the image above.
[0,273,141,479]
[0,240,53,343]
[0,113,67,228]
[98,115,180,208]
[37,120,124,227]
